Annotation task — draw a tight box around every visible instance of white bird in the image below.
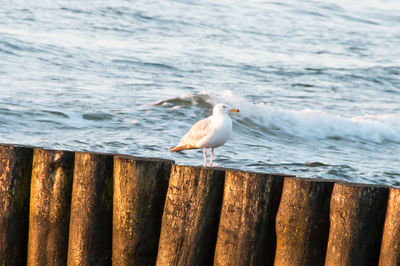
[169,103,239,167]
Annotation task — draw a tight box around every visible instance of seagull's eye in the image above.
[222,106,226,108]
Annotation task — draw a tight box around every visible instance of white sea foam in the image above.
[211,91,400,144]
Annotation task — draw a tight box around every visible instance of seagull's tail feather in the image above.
[169,144,197,152]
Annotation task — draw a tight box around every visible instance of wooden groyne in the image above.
[0,143,399,265]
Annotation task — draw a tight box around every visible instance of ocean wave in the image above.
[158,91,400,144]
[154,93,213,109]
[217,92,400,144]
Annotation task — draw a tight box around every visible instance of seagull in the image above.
[169,103,239,167]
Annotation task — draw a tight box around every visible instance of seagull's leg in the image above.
[203,148,207,167]
[209,148,214,167]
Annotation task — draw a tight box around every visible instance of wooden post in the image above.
[67,152,113,266]
[325,182,389,266]
[379,187,400,265]
[214,170,285,266]
[156,165,225,266]
[27,148,74,266]
[0,144,34,266]
[113,155,173,266]
[274,177,334,266]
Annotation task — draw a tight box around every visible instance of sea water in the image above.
[1,0,399,185]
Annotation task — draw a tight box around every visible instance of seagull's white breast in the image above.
[197,114,232,148]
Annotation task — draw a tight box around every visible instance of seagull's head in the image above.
[213,103,240,115]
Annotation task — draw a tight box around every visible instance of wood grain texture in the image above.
[325,182,389,266]
[0,144,33,266]
[113,155,172,266]
[67,152,113,266]
[379,187,400,266]
[214,170,285,266]
[27,148,74,266]
[156,165,225,266]
[275,177,334,266]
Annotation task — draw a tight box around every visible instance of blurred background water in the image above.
[1,0,399,186]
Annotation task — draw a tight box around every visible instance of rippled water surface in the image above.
[1,0,399,186]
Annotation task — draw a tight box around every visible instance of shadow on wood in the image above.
[0,144,33,266]
[113,155,173,266]
[214,170,285,266]
[67,152,113,266]
[156,165,225,266]
[379,187,400,265]
[325,182,389,266]
[27,148,74,266]
[275,177,334,266]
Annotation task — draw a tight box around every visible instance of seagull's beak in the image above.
[229,108,240,113]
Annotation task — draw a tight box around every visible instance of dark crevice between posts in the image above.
[274,177,335,266]
[67,152,114,266]
[27,148,75,266]
[1,142,399,266]
[113,155,173,266]
[0,144,34,266]
[379,187,400,265]
[325,182,389,266]
[214,170,287,266]
[156,165,226,266]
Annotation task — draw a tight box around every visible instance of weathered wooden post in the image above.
[27,148,74,266]
[113,155,173,266]
[325,182,389,266]
[156,165,225,266]
[0,144,34,266]
[67,152,113,266]
[274,177,334,266]
[379,187,400,265]
[214,170,285,266]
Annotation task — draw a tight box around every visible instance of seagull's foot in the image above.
[206,164,216,168]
